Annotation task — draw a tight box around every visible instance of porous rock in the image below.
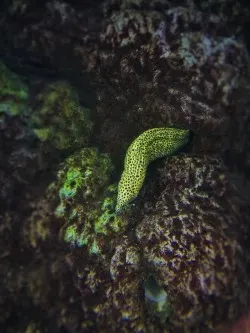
[136,154,250,331]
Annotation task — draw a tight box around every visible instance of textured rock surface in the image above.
[17,154,250,333]
[30,81,93,151]
[136,155,250,331]
[0,0,250,333]
[50,147,128,255]
[1,0,249,160]
[0,61,28,116]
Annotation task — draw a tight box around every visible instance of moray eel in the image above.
[115,127,190,213]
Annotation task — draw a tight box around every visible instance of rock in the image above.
[136,155,249,331]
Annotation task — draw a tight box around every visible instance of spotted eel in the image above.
[115,127,190,213]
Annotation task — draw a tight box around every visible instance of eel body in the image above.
[115,127,190,213]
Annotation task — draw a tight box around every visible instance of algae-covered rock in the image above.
[31,81,93,150]
[0,61,29,117]
[44,152,249,332]
[136,155,249,331]
[1,1,250,333]
[50,148,127,255]
[0,62,39,206]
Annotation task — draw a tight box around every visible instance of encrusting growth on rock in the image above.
[116,127,190,213]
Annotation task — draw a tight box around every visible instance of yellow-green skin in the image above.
[116,127,190,213]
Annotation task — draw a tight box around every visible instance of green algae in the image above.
[95,185,126,235]
[0,61,29,117]
[31,81,92,150]
[59,167,83,200]
[50,148,128,255]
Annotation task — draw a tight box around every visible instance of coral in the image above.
[24,322,42,333]
[64,154,250,332]
[54,148,112,205]
[0,61,29,117]
[108,237,146,329]
[95,184,126,234]
[51,148,128,255]
[0,1,249,157]
[94,2,249,158]
[30,81,92,150]
[116,127,190,213]
[0,63,39,207]
[136,155,249,331]
[0,1,250,333]
[0,62,86,333]
[2,197,85,333]
[48,152,250,332]
[23,196,60,248]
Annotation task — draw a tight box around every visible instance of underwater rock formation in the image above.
[47,153,249,332]
[136,155,250,331]
[21,150,249,332]
[1,0,249,159]
[49,147,127,255]
[0,62,38,207]
[0,61,28,116]
[0,1,250,333]
[30,81,93,151]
